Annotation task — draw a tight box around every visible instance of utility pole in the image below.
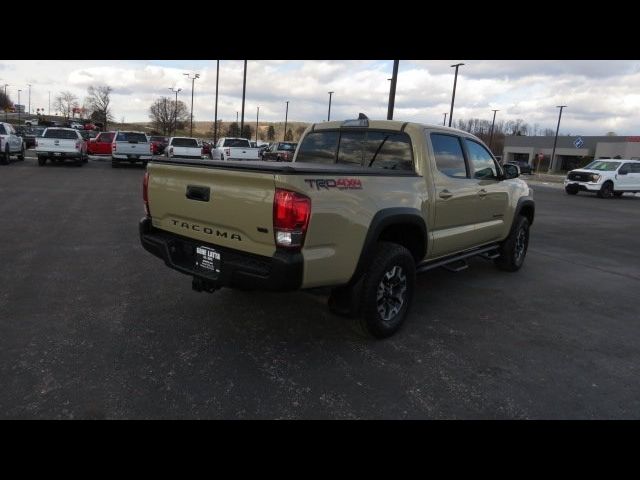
[256,106,259,142]
[48,91,50,117]
[449,62,465,127]
[387,60,399,120]
[183,72,200,136]
[327,91,334,121]
[549,105,567,173]
[443,112,448,126]
[489,109,499,150]
[283,100,289,141]
[3,84,8,122]
[18,89,22,124]
[169,87,182,136]
[214,60,219,144]
[240,60,247,139]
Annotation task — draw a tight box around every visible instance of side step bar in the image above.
[416,244,500,274]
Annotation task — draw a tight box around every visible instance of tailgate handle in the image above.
[186,185,210,202]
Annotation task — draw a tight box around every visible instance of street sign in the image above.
[573,136,584,148]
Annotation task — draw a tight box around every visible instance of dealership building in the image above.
[502,135,640,172]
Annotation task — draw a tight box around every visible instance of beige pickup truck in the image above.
[140,116,534,338]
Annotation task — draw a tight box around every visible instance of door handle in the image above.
[478,188,488,197]
[439,189,453,199]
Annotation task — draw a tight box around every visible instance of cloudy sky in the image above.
[2,60,639,135]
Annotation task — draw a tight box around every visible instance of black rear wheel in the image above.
[357,242,416,338]
[565,185,579,195]
[495,215,530,272]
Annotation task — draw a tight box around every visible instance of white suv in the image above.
[564,159,640,198]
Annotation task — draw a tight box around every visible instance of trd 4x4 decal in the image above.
[304,178,362,190]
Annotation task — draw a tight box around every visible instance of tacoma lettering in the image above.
[171,219,242,241]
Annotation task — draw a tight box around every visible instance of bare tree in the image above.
[85,85,114,129]
[0,90,12,111]
[149,97,189,135]
[54,91,79,119]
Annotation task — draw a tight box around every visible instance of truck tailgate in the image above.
[147,162,277,257]
[37,138,78,152]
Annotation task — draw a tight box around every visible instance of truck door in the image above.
[428,132,483,257]
[462,138,509,244]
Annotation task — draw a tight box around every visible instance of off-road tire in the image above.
[1,146,9,165]
[37,156,46,166]
[494,215,530,272]
[565,185,579,195]
[357,242,415,339]
[17,144,25,160]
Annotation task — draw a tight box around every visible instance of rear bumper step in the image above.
[139,217,303,291]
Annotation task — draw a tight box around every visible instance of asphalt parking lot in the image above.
[1,153,639,419]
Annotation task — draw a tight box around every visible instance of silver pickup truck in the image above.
[112,131,153,168]
[35,127,87,166]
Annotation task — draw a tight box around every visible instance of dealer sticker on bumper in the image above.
[195,246,221,274]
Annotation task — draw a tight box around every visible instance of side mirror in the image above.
[503,163,520,179]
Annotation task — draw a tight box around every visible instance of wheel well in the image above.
[519,204,534,226]
[378,223,426,262]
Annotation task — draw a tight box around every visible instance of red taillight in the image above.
[143,171,150,217]
[273,189,311,249]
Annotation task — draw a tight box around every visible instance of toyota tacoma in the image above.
[140,116,534,338]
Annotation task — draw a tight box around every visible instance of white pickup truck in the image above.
[111,131,153,168]
[35,127,87,166]
[210,137,261,161]
[165,137,203,159]
[0,122,25,165]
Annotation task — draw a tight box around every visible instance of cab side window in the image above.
[0,125,6,135]
[631,163,640,173]
[430,133,468,178]
[364,132,414,171]
[465,139,498,180]
[619,163,631,174]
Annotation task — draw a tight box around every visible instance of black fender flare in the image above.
[347,207,427,286]
[514,196,535,226]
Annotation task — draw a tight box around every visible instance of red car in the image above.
[149,136,169,155]
[87,131,115,155]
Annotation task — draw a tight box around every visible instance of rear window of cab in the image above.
[295,129,414,171]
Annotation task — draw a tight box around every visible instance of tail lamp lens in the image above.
[143,171,150,216]
[273,189,311,249]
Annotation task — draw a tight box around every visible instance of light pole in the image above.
[256,106,259,142]
[448,62,464,127]
[489,109,499,150]
[169,87,182,136]
[27,83,32,115]
[549,105,567,173]
[3,84,8,122]
[283,100,289,141]
[327,91,334,121]
[387,60,399,120]
[214,60,219,144]
[240,60,247,139]
[48,91,50,117]
[442,112,448,126]
[183,72,200,136]
[18,89,22,124]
